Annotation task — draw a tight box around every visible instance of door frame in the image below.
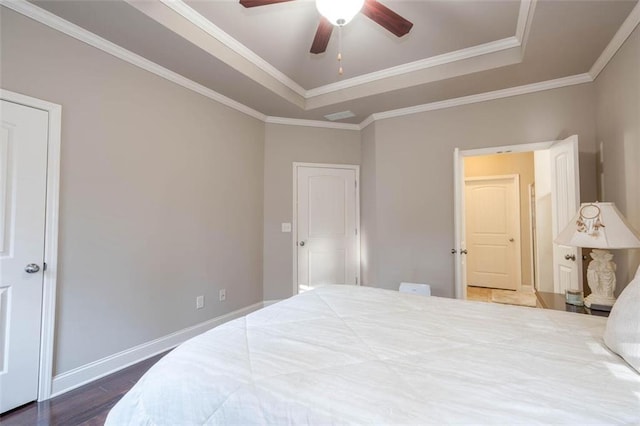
[464,174,522,291]
[454,139,569,300]
[1,89,61,401]
[292,162,360,296]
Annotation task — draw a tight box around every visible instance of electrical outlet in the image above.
[196,295,204,310]
[219,289,226,302]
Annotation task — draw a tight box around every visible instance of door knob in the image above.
[461,249,468,255]
[299,241,305,247]
[25,263,41,273]
[564,254,576,261]
[509,238,514,242]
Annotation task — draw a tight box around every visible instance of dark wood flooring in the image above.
[0,351,169,426]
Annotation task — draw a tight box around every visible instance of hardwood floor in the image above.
[0,351,169,426]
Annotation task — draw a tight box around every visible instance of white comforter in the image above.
[107,285,640,425]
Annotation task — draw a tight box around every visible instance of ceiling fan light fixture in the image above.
[316,0,365,26]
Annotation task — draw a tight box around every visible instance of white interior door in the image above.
[465,175,521,290]
[295,165,358,292]
[550,135,582,293]
[0,100,48,413]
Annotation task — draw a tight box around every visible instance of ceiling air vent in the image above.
[324,110,356,121]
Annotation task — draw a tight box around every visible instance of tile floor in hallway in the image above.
[467,286,539,308]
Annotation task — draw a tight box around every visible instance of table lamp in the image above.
[554,202,640,309]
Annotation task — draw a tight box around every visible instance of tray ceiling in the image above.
[20,0,640,124]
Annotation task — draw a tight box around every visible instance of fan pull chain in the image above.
[338,25,343,75]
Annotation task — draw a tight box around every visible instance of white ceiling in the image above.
[23,0,640,124]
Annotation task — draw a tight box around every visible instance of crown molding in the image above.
[13,0,538,112]
[159,0,307,98]
[358,115,376,130]
[125,0,304,108]
[517,0,537,57]
[589,0,640,79]
[155,0,534,104]
[359,73,593,128]
[265,116,360,131]
[0,0,267,122]
[305,37,521,98]
[308,0,535,99]
[5,0,635,133]
[515,0,533,42]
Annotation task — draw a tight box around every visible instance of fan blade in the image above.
[310,17,333,54]
[361,0,413,37]
[240,0,294,8]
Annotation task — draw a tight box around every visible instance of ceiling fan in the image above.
[239,0,414,54]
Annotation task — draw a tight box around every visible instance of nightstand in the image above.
[536,291,610,317]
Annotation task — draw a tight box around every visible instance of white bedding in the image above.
[107,285,640,425]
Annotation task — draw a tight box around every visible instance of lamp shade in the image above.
[316,0,364,26]
[555,202,640,249]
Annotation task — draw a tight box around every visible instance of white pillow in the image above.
[604,266,640,373]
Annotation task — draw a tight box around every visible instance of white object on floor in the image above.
[399,282,431,296]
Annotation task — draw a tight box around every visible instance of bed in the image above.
[106,284,640,424]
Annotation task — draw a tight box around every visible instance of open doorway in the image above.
[464,153,536,306]
[453,136,583,304]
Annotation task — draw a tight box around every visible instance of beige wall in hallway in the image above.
[1,9,265,375]
[595,25,640,294]
[464,152,535,288]
[263,124,361,301]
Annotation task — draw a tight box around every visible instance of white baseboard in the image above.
[49,301,265,398]
[262,299,283,307]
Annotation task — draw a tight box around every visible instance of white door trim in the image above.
[1,89,61,401]
[528,183,536,290]
[454,140,557,299]
[292,163,360,296]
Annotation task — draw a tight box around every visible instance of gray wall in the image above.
[262,124,361,300]
[595,25,640,294]
[366,84,598,296]
[1,9,265,375]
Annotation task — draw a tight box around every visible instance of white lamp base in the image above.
[585,248,617,309]
[583,293,616,308]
